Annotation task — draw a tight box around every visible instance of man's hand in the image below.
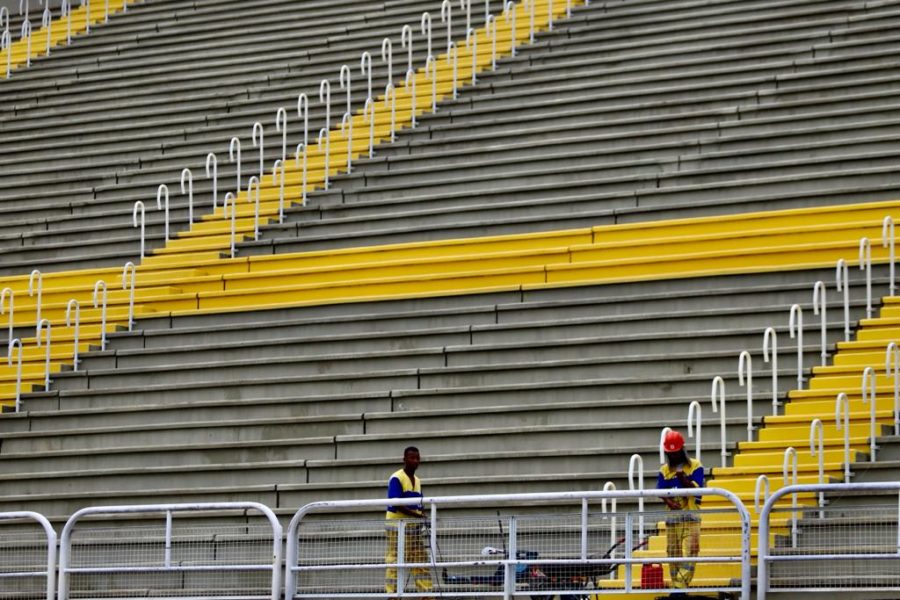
[662,497,680,510]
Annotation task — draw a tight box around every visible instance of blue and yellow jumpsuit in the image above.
[657,458,704,589]
[385,468,434,598]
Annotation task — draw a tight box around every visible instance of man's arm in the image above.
[388,477,424,518]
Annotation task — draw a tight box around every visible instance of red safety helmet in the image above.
[663,430,685,453]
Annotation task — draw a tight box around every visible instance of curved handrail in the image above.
[504,1,516,56]
[887,342,900,436]
[318,128,330,190]
[340,112,353,173]
[223,192,237,258]
[229,136,242,194]
[658,426,672,465]
[275,107,288,171]
[92,280,107,351]
[19,0,27,21]
[861,366,878,462]
[484,0,491,19]
[421,11,432,58]
[363,98,376,159]
[380,38,393,86]
[859,237,872,319]
[405,68,417,128]
[156,183,169,242]
[526,0,535,42]
[449,41,458,99]
[627,453,644,540]
[7,337,22,412]
[36,318,51,390]
[687,400,702,463]
[28,269,42,332]
[466,27,478,84]
[754,474,769,514]
[1,30,9,79]
[41,6,51,55]
[61,0,71,44]
[425,54,437,112]
[812,280,827,366]
[180,168,193,225]
[360,51,373,102]
[271,159,284,224]
[884,216,896,296]
[401,24,413,74]
[339,64,351,116]
[710,375,727,468]
[789,303,804,390]
[461,0,471,32]
[783,446,799,548]
[384,83,397,142]
[738,350,754,441]
[247,176,261,242]
[809,418,825,516]
[294,143,307,206]
[20,19,31,68]
[296,93,309,149]
[441,0,452,54]
[205,152,218,210]
[835,392,851,482]
[81,0,89,32]
[763,326,779,415]
[835,258,850,342]
[132,201,145,258]
[122,262,136,331]
[65,299,80,371]
[251,122,265,181]
[487,14,497,69]
[0,287,13,349]
[548,0,554,30]
[0,6,8,31]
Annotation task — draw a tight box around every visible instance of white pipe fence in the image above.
[763,326,779,415]
[711,375,728,468]
[788,303,804,390]
[859,237,873,319]
[861,366,878,462]
[836,258,850,342]
[738,350,754,441]
[812,280,827,366]
[0,511,57,600]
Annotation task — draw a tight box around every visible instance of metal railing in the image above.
[285,489,751,599]
[0,511,57,600]
[58,502,283,600]
[757,482,900,599]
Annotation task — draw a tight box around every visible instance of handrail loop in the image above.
[65,299,80,371]
[247,176,261,242]
[251,122,265,182]
[7,338,22,411]
[405,68,417,128]
[122,262,136,331]
[229,136,241,194]
[205,152,218,210]
[601,480,617,579]
[836,258,850,342]
[466,27,478,84]
[812,280,827,366]
[360,51,373,102]
[132,201,145,258]
[223,192,237,258]
[180,168,193,225]
[710,375,728,468]
[487,14,497,69]
[272,159,285,224]
[783,446,799,548]
[809,418,825,518]
[340,112,353,173]
[156,184,169,242]
[0,287,13,350]
[363,98,376,159]
[835,392,851,482]
[504,1,516,56]
[36,318,51,391]
[318,128,330,190]
[20,19,31,68]
[441,0,453,54]
[275,106,288,173]
[658,426,672,465]
[861,366,878,462]
[859,237,873,319]
[449,41,458,99]
[886,341,900,435]
[738,350,754,441]
[421,11,432,58]
[754,474,769,514]
[339,64,352,116]
[687,400,702,463]
[763,327,779,415]
[384,83,397,143]
[627,453,644,541]
[425,54,438,112]
[28,269,42,334]
[884,216,896,296]
[92,280,107,351]
[401,24,413,74]
[788,303,804,390]
[381,38,392,88]
[294,143,307,207]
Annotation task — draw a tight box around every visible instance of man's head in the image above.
[403,446,420,473]
[663,430,689,468]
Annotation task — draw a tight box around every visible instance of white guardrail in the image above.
[0,511,56,600]
[57,502,283,600]
[285,488,751,600]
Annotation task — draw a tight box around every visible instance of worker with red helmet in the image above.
[656,429,704,594]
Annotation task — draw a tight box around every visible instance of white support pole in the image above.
[738,350,754,441]
[710,375,727,468]
[763,327,779,415]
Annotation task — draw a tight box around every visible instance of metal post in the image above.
[164,510,172,568]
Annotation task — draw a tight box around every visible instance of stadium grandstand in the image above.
[1,0,900,598]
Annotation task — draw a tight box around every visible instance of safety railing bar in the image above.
[64,565,276,574]
[0,510,56,600]
[763,554,900,563]
[294,556,746,570]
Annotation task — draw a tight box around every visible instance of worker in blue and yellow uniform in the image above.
[385,446,434,599]
[657,430,704,594]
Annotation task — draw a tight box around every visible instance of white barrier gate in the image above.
[58,503,283,600]
[285,489,750,599]
[0,511,57,600]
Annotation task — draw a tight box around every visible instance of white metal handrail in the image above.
[294,143,307,206]
[41,6,50,55]
[339,64,351,117]
[229,136,241,194]
[28,268,42,333]
[340,112,353,174]
[425,54,437,111]
[812,280,827,366]
[835,391,851,482]
[363,98,376,158]
[601,480,617,577]
[285,489,751,600]
[205,152,218,210]
[658,425,672,464]
[58,503,283,600]
[20,18,31,67]
[156,183,169,242]
[320,78,332,132]
[441,0,453,54]
[504,0,516,56]
[317,127,330,190]
[738,350,754,441]
[401,24,413,73]
[861,366,878,462]
[449,41,458,99]
[548,0,555,30]
[809,418,824,517]
[859,237,873,319]
[405,68,417,128]
[36,318,51,390]
[757,482,900,600]
[360,51,373,101]
[272,159,285,223]
[7,338,22,411]
[122,261,136,331]
[381,37,392,87]
[0,287,13,347]
[180,168,193,225]
[711,375,728,468]
[421,10,432,58]
[247,176,261,241]
[251,122,265,181]
[789,303,804,390]
[628,452,644,541]
[754,474,769,514]
[886,341,900,435]
[526,0,535,41]
[276,106,288,174]
[132,200,145,258]
[836,258,850,342]
[688,399,702,463]
[1,29,9,79]
[763,326,779,415]
[384,83,397,142]
[92,280,107,351]
[223,192,237,258]
[884,216,896,296]
[783,446,799,548]
[297,93,309,150]
[65,299,80,371]
[487,13,497,69]
[0,511,56,600]
[466,27,477,84]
